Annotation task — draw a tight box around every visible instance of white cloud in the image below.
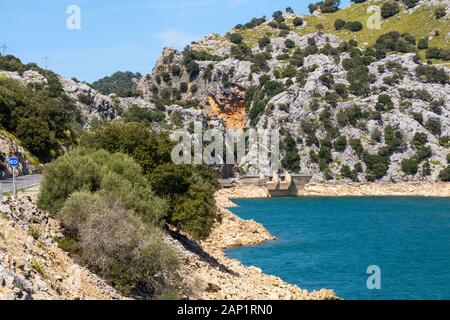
[154,29,198,49]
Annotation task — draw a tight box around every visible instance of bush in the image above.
[281,133,301,172]
[403,0,419,9]
[0,76,80,161]
[340,164,359,182]
[363,153,390,181]
[172,183,218,240]
[319,72,335,89]
[92,71,142,96]
[381,2,400,19]
[346,21,363,32]
[37,148,167,224]
[401,158,419,175]
[418,38,429,50]
[439,166,450,181]
[333,135,347,152]
[258,36,271,49]
[293,17,304,27]
[435,7,447,19]
[425,117,442,136]
[122,106,165,125]
[60,191,178,294]
[416,65,449,84]
[426,47,442,59]
[16,117,55,162]
[77,93,95,106]
[350,138,364,158]
[334,19,346,30]
[229,33,244,45]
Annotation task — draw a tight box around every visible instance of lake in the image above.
[225,197,450,300]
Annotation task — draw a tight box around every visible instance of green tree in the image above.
[172,183,218,239]
[381,2,400,19]
[334,19,346,30]
[16,117,55,161]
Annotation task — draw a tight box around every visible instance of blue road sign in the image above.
[9,157,18,167]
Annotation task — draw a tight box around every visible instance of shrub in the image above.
[282,133,301,172]
[179,82,188,94]
[350,138,365,158]
[61,192,178,294]
[258,37,271,49]
[319,72,335,89]
[416,65,449,84]
[346,21,363,32]
[384,125,404,154]
[426,47,442,59]
[401,158,419,175]
[381,2,400,19]
[293,17,304,27]
[77,93,95,106]
[371,128,382,144]
[363,153,390,181]
[434,7,447,19]
[172,183,218,240]
[333,135,347,152]
[418,38,429,50]
[16,117,55,162]
[122,106,165,125]
[403,0,420,9]
[334,19,346,30]
[439,166,450,181]
[38,148,167,223]
[425,117,442,136]
[340,164,359,182]
[229,33,244,45]
[422,161,432,176]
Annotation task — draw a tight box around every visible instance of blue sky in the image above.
[0,0,350,82]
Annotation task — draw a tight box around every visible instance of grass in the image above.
[28,226,41,240]
[232,2,449,62]
[31,260,46,276]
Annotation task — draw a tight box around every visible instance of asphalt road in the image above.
[0,174,43,193]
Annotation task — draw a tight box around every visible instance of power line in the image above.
[1,43,9,56]
[42,54,50,70]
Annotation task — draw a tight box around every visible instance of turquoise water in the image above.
[225,197,450,300]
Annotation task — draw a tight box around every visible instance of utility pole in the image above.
[42,54,50,70]
[1,43,9,56]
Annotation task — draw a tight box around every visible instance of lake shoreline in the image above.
[217,181,450,200]
[205,181,450,300]
[173,186,340,300]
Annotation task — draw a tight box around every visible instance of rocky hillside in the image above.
[0,189,125,300]
[136,0,450,182]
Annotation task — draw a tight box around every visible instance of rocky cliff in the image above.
[135,0,449,182]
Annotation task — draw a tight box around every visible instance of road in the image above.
[0,174,43,193]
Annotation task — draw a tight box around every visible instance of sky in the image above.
[0,0,350,82]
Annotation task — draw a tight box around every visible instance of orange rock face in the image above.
[207,85,247,129]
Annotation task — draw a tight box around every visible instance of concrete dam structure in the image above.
[238,173,312,197]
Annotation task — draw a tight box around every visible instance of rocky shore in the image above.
[303,182,450,197]
[174,185,339,300]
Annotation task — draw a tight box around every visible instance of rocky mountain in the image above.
[135,0,450,183]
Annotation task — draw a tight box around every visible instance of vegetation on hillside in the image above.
[231,1,449,64]
[91,71,143,97]
[0,55,82,162]
[37,121,220,298]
